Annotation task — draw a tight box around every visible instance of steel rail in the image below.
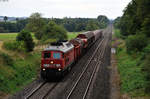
[25,81,46,99]
[82,35,109,99]
[66,38,105,99]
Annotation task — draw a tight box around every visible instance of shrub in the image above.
[3,41,25,52]
[0,52,14,66]
[143,44,150,54]
[16,30,35,52]
[141,54,150,93]
[126,34,148,53]
[42,21,68,41]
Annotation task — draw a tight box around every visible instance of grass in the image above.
[67,32,81,40]
[0,32,81,41]
[0,51,41,93]
[113,29,122,38]
[0,33,35,41]
[114,29,150,98]
[0,33,18,41]
[116,44,147,96]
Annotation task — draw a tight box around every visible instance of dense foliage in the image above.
[0,15,109,33]
[3,41,25,52]
[126,34,148,53]
[0,51,41,93]
[114,0,150,95]
[16,30,35,52]
[0,20,27,33]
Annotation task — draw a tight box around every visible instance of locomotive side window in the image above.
[44,52,51,58]
[53,52,61,59]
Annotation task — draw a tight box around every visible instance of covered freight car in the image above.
[93,30,103,41]
[77,31,95,48]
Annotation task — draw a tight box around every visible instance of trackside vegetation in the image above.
[113,29,150,97]
[113,0,150,97]
[0,51,41,93]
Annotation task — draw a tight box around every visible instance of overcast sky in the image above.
[0,0,131,19]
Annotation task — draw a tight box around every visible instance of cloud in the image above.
[0,0,131,19]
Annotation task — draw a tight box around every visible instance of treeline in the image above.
[114,0,150,94]
[0,15,109,33]
[52,15,109,32]
[0,20,27,33]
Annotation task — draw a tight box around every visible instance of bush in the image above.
[16,30,35,52]
[141,54,150,93]
[126,34,148,53]
[3,41,25,52]
[42,21,68,41]
[0,52,14,66]
[117,45,147,95]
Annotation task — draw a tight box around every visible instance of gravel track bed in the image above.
[28,82,58,99]
[88,26,112,99]
[10,78,44,99]
[65,36,106,99]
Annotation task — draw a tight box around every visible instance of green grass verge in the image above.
[0,32,80,41]
[116,45,147,96]
[0,33,18,41]
[0,33,35,41]
[0,51,41,93]
[114,29,150,97]
[114,29,122,38]
[67,32,81,40]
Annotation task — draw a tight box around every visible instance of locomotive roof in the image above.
[93,30,102,33]
[44,41,74,53]
[78,31,94,39]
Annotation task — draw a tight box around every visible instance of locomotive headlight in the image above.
[50,61,54,64]
[56,64,61,67]
[43,68,46,71]
[58,68,61,71]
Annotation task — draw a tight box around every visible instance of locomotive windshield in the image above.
[44,52,51,58]
[53,52,61,59]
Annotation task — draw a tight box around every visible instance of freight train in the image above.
[40,30,103,79]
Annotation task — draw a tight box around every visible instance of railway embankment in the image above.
[0,46,41,98]
[112,29,150,99]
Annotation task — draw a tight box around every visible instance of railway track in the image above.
[65,32,109,99]
[25,82,58,99]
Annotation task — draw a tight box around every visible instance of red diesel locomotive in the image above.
[41,30,103,79]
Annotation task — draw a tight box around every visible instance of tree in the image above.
[0,27,6,33]
[4,16,8,22]
[85,20,99,31]
[25,12,46,40]
[16,30,35,52]
[42,21,67,40]
[126,34,148,53]
[97,15,109,28]
[141,16,150,37]
[16,18,19,22]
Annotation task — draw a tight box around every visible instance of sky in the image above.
[0,0,131,19]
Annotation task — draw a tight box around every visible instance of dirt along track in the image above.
[10,26,112,99]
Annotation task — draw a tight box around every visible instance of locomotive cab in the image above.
[41,51,64,70]
[41,41,74,79]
